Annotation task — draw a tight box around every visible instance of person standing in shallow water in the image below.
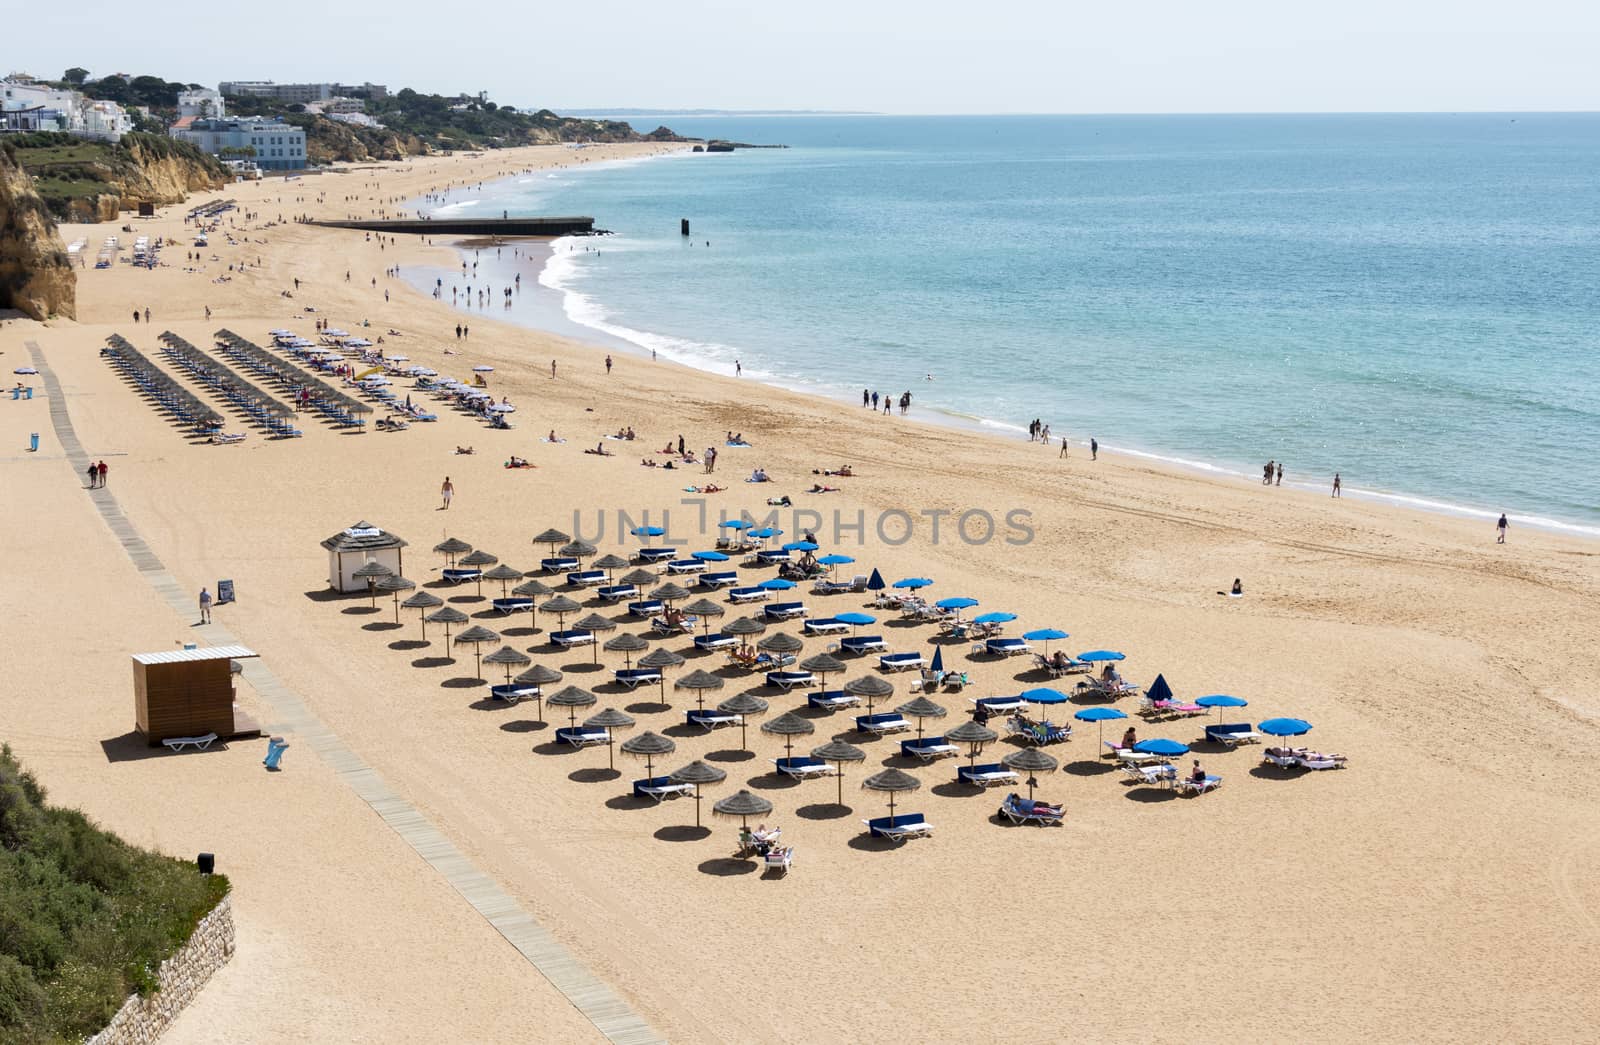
[1497,513,1508,543]
[1332,473,1341,498]
[1090,438,1098,460]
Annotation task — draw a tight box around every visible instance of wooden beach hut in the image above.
[322,520,408,592]
[131,644,261,746]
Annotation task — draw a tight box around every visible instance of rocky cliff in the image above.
[0,143,75,320]
[13,132,230,222]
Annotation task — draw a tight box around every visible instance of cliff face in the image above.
[15,132,230,223]
[0,145,76,320]
[115,136,231,204]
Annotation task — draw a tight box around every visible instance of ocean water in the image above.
[413,114,1600,533]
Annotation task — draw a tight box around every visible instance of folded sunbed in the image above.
[555,726,609,747]
[442,567,482,584]
[489,684,539,704]
[973,695,1027,715]
[566,569,606,587]
[596,584,638,603]
[633,775,695,801]
[900,738,958,762]
[984,637,1031,657]
[636,548,675,563]
[665,559,706,574]
[803,617,850,635]
[540,556,580,573]
[694,632,737,651]
[686,709,740,731]
[764,602,807,621]
[699,571,739,589]
[1204,723,1261,747]
[727,586,768,604]
[856,713,910,735]
[755,549,792,565]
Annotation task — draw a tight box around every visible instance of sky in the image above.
[12,0,1600,114]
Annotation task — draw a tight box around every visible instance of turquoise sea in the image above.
[410,114,1600,533]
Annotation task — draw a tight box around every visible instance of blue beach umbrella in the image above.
[1196,694,1248,719]
[1259,717,1312,738]
[1023,628,1069,656]
[718,519,750,530]
[758,578,796,591]
[749,527,781,540]
[1074,705,1127,746]
[973,611,1017,625]
[630,525,665,538]
[835,612,876,632]
[817,554,854,566]
[866,569,886,592]
[930,647,945,674]
[935,596,979,610]
[1077,650,1125,663]
[692,550,730,562]
[1132,738,1189,758]
[782,540,819,552]
[893,577,934,590]
[1145,674,1173,704]
[1020,687,1068,708]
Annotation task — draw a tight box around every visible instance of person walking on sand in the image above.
[1275,462,1283,487]
[736,360,742,377]
[1090,438,1098,461]
[97,460,108,487]
[1060,436,1068,458]
[441,476,454,510]
[1332,473,1342,498]
[199,587,213,624]
[1496,513,1508,543]
[550,360,557,379]
[86,462,99,489]
[605,354,613,375]
[143,307,151,324]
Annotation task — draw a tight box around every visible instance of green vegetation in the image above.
[0,745,229,1044]
[5,132,228,219]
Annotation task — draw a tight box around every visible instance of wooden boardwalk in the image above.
[27,342,664,1045]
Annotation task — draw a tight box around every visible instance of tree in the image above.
[62,67,89,85]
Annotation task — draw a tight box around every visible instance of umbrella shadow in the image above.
[846,833,903,852]
[342,605,382,616]
[931,781,984,799]
[362,621,403,632]
[301,588,347,604]
[661,723,706,739]
[745,771,800,791]
[625,700,671,715]
[388,639,430,651]
[705,749,755,763]
[1249,764,1306,781]
[698,857,758,877]
[411,656,455,669]
[499,719,548,733]
[532,741,583,756]
[654,825,712,843]
[569,767,622,784]
[1063,759,1116,777]
[795,802,852,821]
[441,677,487,689]
[604,794,655,811]
[882,754,927,770]
[447,594,486,605]
[564,662,604,674]
[501,625,541,637]
[1124,786,1179,803]
[882,619,922,630]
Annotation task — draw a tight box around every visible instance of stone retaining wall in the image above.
[86,894,235,1045]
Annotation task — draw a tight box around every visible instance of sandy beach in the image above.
[4,142,1599,1043]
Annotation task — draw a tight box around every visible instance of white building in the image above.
[177,88,225,119]
[0,80,132,140]
[328,111,382,129]
[171,117,306,170]
[219,81,388,104]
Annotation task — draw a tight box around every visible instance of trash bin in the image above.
[263,736,290,770]
[29,433,39,452]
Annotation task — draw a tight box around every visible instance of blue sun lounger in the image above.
[555,726,609,747]
[1204,723,1261,747]
[686,709,741,731]
[856,713,910,735]
[549,629,595,648]
[766,670,814,690]
[862,813,932,841]
[633,776,696,801]
[764,602,806,621]
[636,548,675,563]
[727,586,768,604]
[699,571,739,589]
[627,599,664,618]
[957,763,1019,787]
[984,637,1031,657]
[596,584,638,603]
[755,549,791,565]
[665,559,706,575]
[807,690,859,711]
[839,635,888,655]
[614,669,662,689]
[999,793,1064,825]
[973,695,1027,715]
[879,652,924,672]
[541,556,580,573]
[489,684,540,704]
[693,632,737,651]
[655,616,698,635]
[901,737,958,762]
[774,756,832,779]
[492,597,534,614]
[442,567,482,584]
[566,569,606,587]
[803,617,849,635]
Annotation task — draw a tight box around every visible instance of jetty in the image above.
[306,216,596,236]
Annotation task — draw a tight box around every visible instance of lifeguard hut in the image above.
[131,645,261,746]
[321,520,407,592]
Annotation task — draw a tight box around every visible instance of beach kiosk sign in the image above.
[321,520,407,592]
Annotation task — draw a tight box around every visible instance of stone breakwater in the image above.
[85,895,235,1045]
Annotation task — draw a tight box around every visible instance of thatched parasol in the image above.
[375,574,416,623]
[712,788,774,831]
[573,612,618,665]
[352,558,394,608]
[545,684,597,729]
[944,719,999,769]
[434,536,472,566]
[800,653,847,694]
[667,759,729,826]
[512,578,553,630]
[453,624,501,679]
[513,663,564,722]
[683,598,726,635]
[674,669,726,711]
[483,645,531,687]
[482,563,524,598]
[861,767,922,821]
[812,739,867,805]
[620,730,675,780]
[727,616,768,637]
[425,605,468,644]
[402,590,444,639]
[1002,747,1059,800]
[718,691,770,751]
[620,568,658,587]
[650,582,691,604]
[591,553,630,581]
[758,631,802,653]
[540,595,582,630]
[584,707,636,769]
[558,539,598,560]
[637,647,685,705]
[531,528,571,554]
[603,631,650,668]
[895,696,949,740]
[760,711,815,762]
[458,549,498,595]
[844,674,895,712]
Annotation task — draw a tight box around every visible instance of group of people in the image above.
[1026,418,1052,442]
[1263,460,1284,486]
[860,389,913,415]
[84,459,109,488]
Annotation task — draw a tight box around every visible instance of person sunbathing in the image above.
[455,446,474,455]
[1121,727,1138,749]
[585,442,614,456]
[1050,651,1072,671]
[767,495,792,507]
[808,483,839,493]
[640,458,657,467]
[505,456,531,468]
[699,483,724,493]
[749,468,769,482]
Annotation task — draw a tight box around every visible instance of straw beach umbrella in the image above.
[402,589,444,639]
[482,563,524,598]
[650,582,692,604]
[512,578,553,630]
[591,553,630,582]
[844,675,894,713]
[459,550,498,595]
[758,630,802,654]
[585,708,636,769]
[545,684,597,729]
[1002,747,1058,801]
[559,539,598,561]
[895,696,949,741]
[683,598,726,635]
[667,760,728,827]
[675,669,726,710]
[352,559,394,608]
[425,605,468,644]
[621,730,675,781]
[453,624,501,679]
[712,789,773,832]
[718,691,769,752]
[375,574,415,623]
[574,612,618,665]
[531,528,571,555]
[604,631,650,668]
[812,739,866,805]
[861,767,921,823]
[945,719,999,770]
[514,663,564,723]
[540,595,582,631]
[800,653,847,694]
[483,645,531,688]
[761,711,815,762]
[621,567,658,588]
[637,647,685,705]
[727,616,768,639]
[434,536,472,567]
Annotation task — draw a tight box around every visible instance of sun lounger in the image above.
[862,813,932,841]
[840,635,889,655]
[549,629,595,648]
[442,567,482,584]
[636,548,674,563]
[900,738,958,762]
[1078,676,1141,700]
[811,579,852,595]
[764,846,795,876]
[1124,762,1178,785]
[540,556,580,573]
[957,763,1019,788]
[984,637,1032,657]
[693,631,737,651]
[1005,716,1072,745]
[766,670,814,690]
[755,549,791,565]
[1117,749,1165,765]
[492,596,535,614]
[807,690,860,711]
[555,726,609,747]
[973,695,1027,715]
[613,669,662,689]
[565,569,606,587]
[878,651,924,672]
[1204,723,1262,747]
[1033,653,1090,677]
[489,684,539,704]
[764,601,807,622]
[1174,773,1223,795]
[699,570,739,589]
[162,732,218,752]
[749,651,796,670]
[856,713,910,735]
[1142,698,1207,719]
[998,792,1064,825]
[686,709,741,731]
[628,599,664,618]
[728,586,768,604]
[803,617,850,635]
[773,756,833,779]
[665,559,706,574]
[1297,754,1348,770]
[596,584,639,602]
[654,616,698,635]
[633,775,696,801]
[912,668,942,693]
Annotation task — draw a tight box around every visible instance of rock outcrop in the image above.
[0,143,75,320]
